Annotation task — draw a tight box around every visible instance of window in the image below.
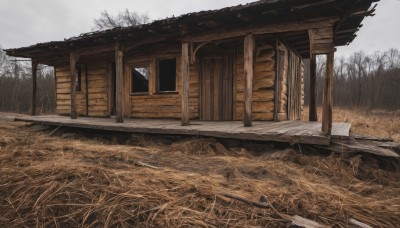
[131,66,149,93]
[75,66,82,92]
[158,58,176,92]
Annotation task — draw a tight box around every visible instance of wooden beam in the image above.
[273,39,280,122]
[183,18,338,43]
[181,43,190,126]
[322,51,334,135]
[309,54,318,121]
[115,41,124,123]
[237,13,252,22]
[31,60,38,116]
[69,52,79,119]
[244,34,255,127]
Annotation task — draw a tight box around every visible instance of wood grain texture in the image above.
[181,43,190,125]
[69,52,78,119]
[15,115,352,146]
[31,60,38,116]
[115,42,124,123]
[322,51,334,135]
[243,35,255,127]
[309,54,318,121]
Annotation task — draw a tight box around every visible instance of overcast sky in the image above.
[1,0,399,58]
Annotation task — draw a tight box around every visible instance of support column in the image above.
[244,34,255,127]
[31,60,38,116]
[115,41,124,123]
[181,43,190,126]
[70,52,79,119]
[309,54,318,121]
[322,51,334,135]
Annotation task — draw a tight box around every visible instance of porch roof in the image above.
[5,0,378,60]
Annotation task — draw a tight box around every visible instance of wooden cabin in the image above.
[5,0,378,135]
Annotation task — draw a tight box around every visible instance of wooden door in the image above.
[287,51,302,120]
[200,55,233,121]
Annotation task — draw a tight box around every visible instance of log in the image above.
[223,193,268,209]
[244,34,255,127]
[322,51,334,134]
[70,52,79,119]
[31,60,38,116]
[181,43,190,126]
[309,55,318,121]
[115,41,124,123]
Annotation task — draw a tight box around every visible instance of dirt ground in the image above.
[0,118,399,227]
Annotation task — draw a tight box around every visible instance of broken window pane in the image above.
[131,66,149,93]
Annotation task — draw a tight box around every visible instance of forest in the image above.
[0,46,399,114]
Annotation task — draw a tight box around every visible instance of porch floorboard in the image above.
[14,115,351,146]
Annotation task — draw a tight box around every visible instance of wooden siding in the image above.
[235,39,275,121]
[276,43,304,121]
[86,60,108,117]
[54,39,307,122]
[55,59,109,117]
[55,65,87,116]
[125,51,199,119]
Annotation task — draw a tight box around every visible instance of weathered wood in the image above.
[273,39,280,121]
[324,138,400,158]
[183,18,338,43]
[223,193,268,208]
[15,116,349,146]
[309,54,318,121]
[322,51,334,135]
[349,219,373,228]
[181,43,190,126]
[115,41,124,123]
[69,52,79,119]
[31,60,38,116]
[243,35,255,127]
[291,215,329,228]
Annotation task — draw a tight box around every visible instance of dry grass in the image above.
[303,107,400,142]
[0,120,399,227]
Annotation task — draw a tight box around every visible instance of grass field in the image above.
[0,109,399,227]
[303,107,400,142]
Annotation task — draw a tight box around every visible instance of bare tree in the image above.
[92,9,150,31]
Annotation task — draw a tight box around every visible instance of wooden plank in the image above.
[31,60,38,116]
[183,18,338,43]
[181,43,190,126]
[70,52,79,119]
[322,51,334,135]
[14,116,332,146]
[244,35,255,127]
[309,54,318,121]
[115,41,124,123]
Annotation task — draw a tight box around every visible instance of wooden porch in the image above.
[14,115,351,146]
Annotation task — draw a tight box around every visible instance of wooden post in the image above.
[31,60,38,116]
[309,54,318,121]
[115,41,124,123]
[181,43,190,126]
[244,34,255,127]
[70,52,79,119]
[322,52,334,135]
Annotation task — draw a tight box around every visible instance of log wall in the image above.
[124,50,199,119]
[235,39,276,121]
[55,58,109,117]
[54,39,305,121]
[55,65,87,116]
[276,43,304,121]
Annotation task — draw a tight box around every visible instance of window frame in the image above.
[156,57,178,94]
[130,65,150,96]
